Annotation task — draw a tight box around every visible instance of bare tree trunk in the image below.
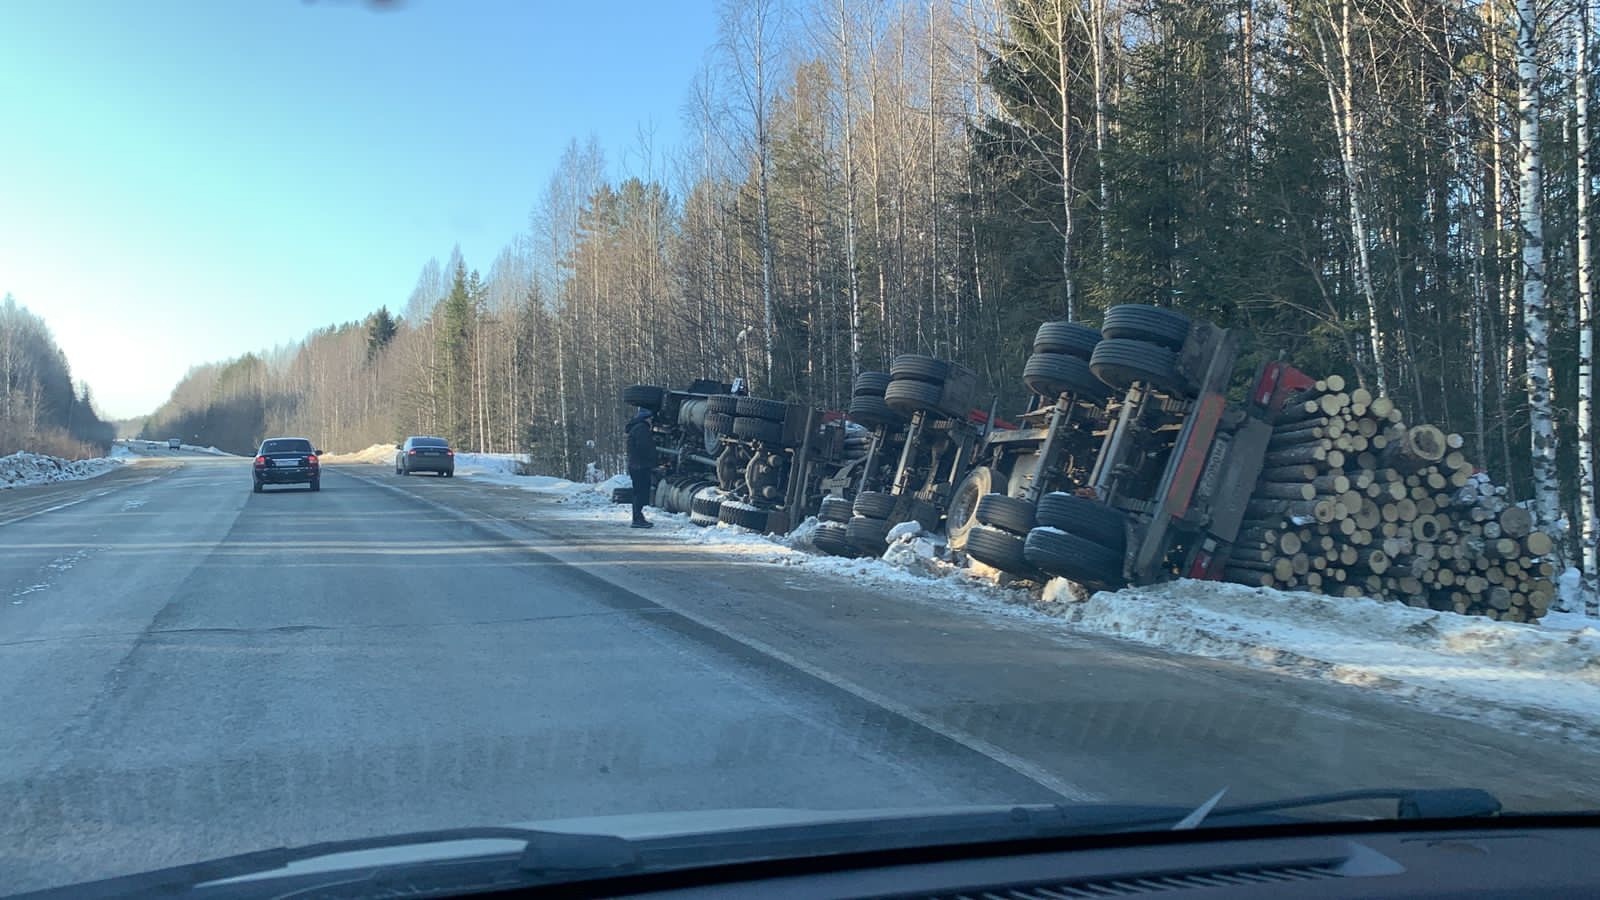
[1319,2,1386,393]
[1516,0,1561,533]
[1576,0,1597,611]
[837,0,863,379]
[1053,0,1077,320]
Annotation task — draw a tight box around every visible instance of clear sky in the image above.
[0,0,717,419]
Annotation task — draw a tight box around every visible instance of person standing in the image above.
[625,408,656,528]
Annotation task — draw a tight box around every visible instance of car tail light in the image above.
[306,455,318,466]
[254,455,267,468]
[408,449,417,455]
[446,450,454,456]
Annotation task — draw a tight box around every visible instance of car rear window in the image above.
[410,437,449,448]
[261,439,313,454]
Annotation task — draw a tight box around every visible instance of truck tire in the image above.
[690,488,724,519]
[707,394,741,415]
[944,466,994,552]
[1090,338,1184,394]
[813,521,856,557]
[819,495,854,523]
[622,384,666,411]
[883,378,944,415]
[1034,492,1128,549]
[1033,322,1101,359]
[975,493,1035,536]
[848,394,903,428]
[735,396,789,422]
[845,514,892,555]
[1100,304,1191,350]
[852,490,897,520]
[853,371,892,397]
[718,500,772,532]
[1024,527,1125,587]
[965,524,1036,575]
[704,412,735,437]
[1023,352,1111,401]
[889,354,949,384]
[732,416,784,444]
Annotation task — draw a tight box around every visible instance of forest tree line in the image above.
[0,294,116,458]
[142,0,1598,563]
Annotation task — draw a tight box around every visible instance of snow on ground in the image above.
[181,444,231,456]
[0,451,125,489]
[495,471,1600,737]
[1048,580,1600,738]
[321,444,397,465]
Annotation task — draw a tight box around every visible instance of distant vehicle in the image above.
[167,437,182,450]
[396,436,455,477]
[253,437,322,493]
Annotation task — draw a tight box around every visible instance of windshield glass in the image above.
[4,0,1599,895]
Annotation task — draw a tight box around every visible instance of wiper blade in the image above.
[1114,787,1503,835]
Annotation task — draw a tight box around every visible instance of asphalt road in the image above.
[3,452,1599,890]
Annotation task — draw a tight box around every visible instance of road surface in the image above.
[2,450,1597,889]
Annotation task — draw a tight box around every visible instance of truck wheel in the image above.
[707,394,741,415]
[847,395,904,428]
[1100,304,1191,350]
[975,494,1035,536]
[889,354,950,384]
[1023,352,1111,401]
[1024,527,1125,587]
[732,416,784,444]
[852,371,892,396]
[944,466,994,551]
[718,500,772,532]
[852,490,896,520]
[1034,492,1128,549]
[735,396,789,422]
[813,521,856,556]
[622,384,666,411]
[1033,322,1102,359]
[845,514,892,555]
[704,412,735,437]
[819,495,854,523]
[965,524,1036,576]
[883,379,944,415]
[1090,338,1184,394]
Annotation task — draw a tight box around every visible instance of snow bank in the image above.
[0,451,124,489]
[321,444,397,465]
[1043,580,1600,737]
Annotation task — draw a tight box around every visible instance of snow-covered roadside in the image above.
[495,471,1600,737]
[0,450,125,489]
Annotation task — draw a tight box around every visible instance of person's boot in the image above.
[631,516,653,529]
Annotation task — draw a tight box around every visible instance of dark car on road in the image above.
[396,436,455,476]
[253,437,322,492]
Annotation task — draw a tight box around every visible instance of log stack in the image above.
[1223,375,1559,622]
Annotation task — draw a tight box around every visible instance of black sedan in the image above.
[396,436,455,476]
[253,437,322,492]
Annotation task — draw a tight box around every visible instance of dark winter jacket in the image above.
[625,412,656,470]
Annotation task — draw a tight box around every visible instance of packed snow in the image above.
[480,470,1600,738]
[0,451,126,490]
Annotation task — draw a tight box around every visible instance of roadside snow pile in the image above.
[182,444,231,456]
[1046,579,1600,736]
[322,444,397,465]
[452,452,529,482]
[0,451,124,489]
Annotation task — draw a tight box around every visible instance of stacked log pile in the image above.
[1223,375,1559,622]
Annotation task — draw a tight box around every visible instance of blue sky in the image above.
[0,0,717,418]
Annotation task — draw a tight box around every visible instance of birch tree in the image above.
[1575,0,1597,610]
[1516,0,1562,532]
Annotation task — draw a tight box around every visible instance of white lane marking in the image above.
[340,468,1099,803]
